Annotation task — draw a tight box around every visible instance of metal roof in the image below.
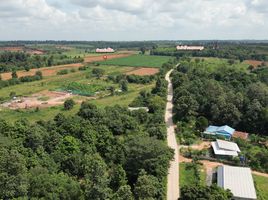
[205,125,235,135]
[211,142,239,156]
[216,139,241,152]
[217,165,257,200]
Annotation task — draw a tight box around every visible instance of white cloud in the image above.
[0,0,267,40]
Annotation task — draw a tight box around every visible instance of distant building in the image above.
[176,45,204,51]
[204,125,235,139]
[217,165,257,200]
[96,47,115,53]
[128,107,149,112]
[211,139,240,157]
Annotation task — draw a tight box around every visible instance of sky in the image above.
[0,0,267,41]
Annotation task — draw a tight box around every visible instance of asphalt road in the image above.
[165,69,180,200]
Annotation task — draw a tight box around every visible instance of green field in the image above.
[191,57,250,72]
[0,64,154,123]
[98,55,172,68]
[179,162,206,187]
[253,175,268,200]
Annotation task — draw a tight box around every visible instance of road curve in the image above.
[165,69,180,200]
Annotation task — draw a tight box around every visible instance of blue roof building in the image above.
[204,125,235,139]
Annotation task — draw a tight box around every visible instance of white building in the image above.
[217,165,257,200]
[176,45,204,51]
[211,139,240,157]
[96,47,115,53]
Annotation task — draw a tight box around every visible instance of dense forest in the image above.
[172,58,268,136]
[0,52,84,72]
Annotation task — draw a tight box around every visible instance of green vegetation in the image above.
[172,57,268,136]
[253,175,268,200]
[63,82,106,96]
[179,162,205,187]
[0,51,84,72]
[98,55,172,68]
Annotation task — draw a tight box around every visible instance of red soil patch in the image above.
[126,68,159,76]
[0,63,83,80]
[84,53,133,63]
[244,60,266,68]
[0,47,24,52]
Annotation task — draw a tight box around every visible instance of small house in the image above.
[204,125,235,139]
[211,139,240,157]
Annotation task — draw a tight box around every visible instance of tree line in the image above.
[0,51,84,72]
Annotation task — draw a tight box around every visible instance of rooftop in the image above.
[217,165,257,200]
[211,139,240,156]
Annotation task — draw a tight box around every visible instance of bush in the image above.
[57,69,69,75]
[64,99,75,110]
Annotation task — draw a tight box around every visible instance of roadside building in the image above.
[176,45,204,51]
[211,139,240,157]
[96,47,115,53]
[203,125,235,139]
[217,165,257,200]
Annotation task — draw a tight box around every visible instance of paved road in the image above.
[165,69,180,200]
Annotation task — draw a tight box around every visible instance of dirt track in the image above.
[0,53,133,80]
[165,69,180,200]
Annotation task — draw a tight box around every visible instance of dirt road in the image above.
[165,69,180,200]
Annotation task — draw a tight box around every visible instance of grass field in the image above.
[192,57,250,72]
[0,64,154,123]
[179,163,206,187]
[0,83,154,123]
[98,55,172,68]
[253,175,268,200]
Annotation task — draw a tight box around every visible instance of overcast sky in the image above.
[0,0,267,41]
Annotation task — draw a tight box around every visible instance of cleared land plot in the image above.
[179,163,206,187]
[0,65,154,122]
[98,55,172,68]
[253,175,268,200]
[0,83,153,123]
[0,63,83,80]
[244,60,267,68]
[84,53,133,63]
[126,67,159,76]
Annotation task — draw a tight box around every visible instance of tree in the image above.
[195,116,208,131]
[24,66,30,71]
[11,70,18,79]
[112,185,134,200]
[109,165,127,192]
[140,47,146,54]
[83,153,112,199]
[28,167,82,200]
[148,96,165,113]
[9,91,16,98]
[120,80,128,92]
[134,170,159,200]
[175,95,199,120]
[92,68,105,79]
[64,99,75,110]
[0,149,28,199]
[35,71,43,78]
[180,184,233,200]
[109,86,115,96]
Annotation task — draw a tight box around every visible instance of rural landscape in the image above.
[1,0,268,200]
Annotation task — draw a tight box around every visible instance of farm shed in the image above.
[217,165,257,200]
[203,125,235,139]
[176,45,204,51]
[96,47,115,53]
[211,139,240,157]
